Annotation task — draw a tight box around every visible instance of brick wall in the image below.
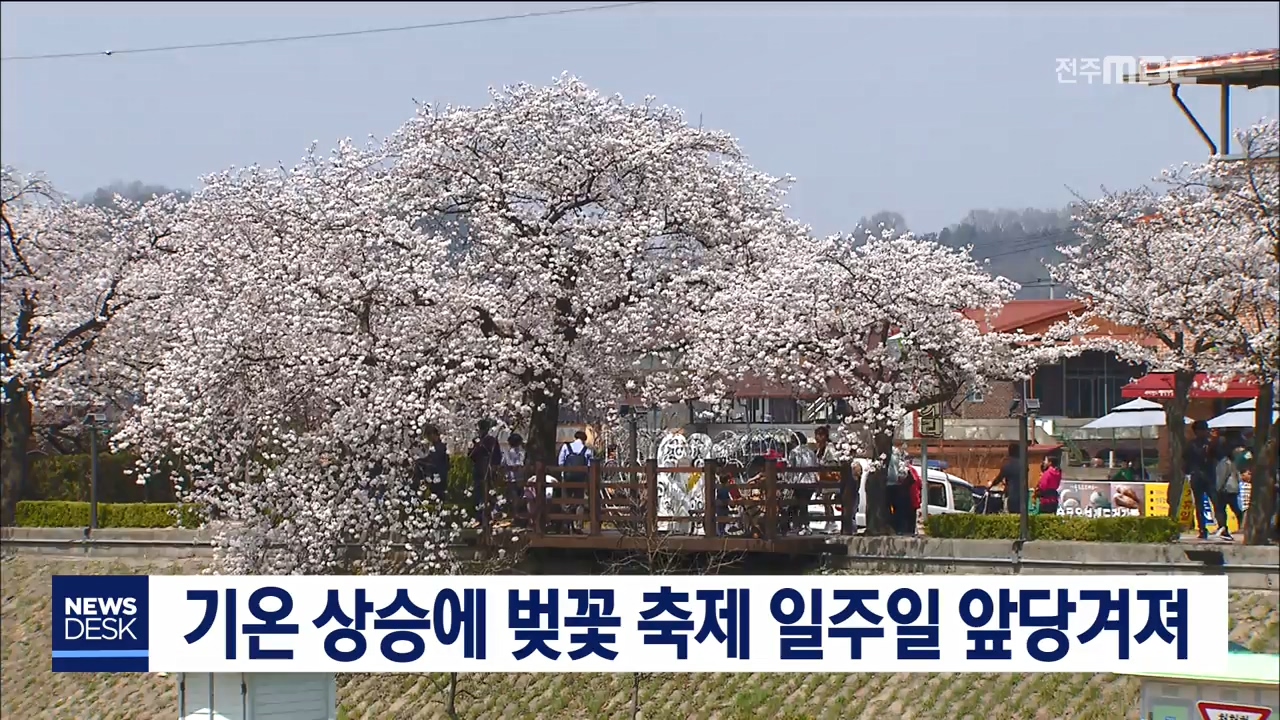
[945,381,1018,421]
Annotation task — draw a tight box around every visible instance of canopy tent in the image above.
[1121,372,1258,400]
[1081,398,1188,429]
[1209,398,1280,429]
[1081,399,1189,477]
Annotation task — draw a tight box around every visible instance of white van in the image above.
[806,461,975,534]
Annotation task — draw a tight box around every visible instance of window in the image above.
[799,399,849,424]
[965,387,985,403]
[927,480,947,508]
[1036,351,1146,419]
[950,482,975,513]
[728,398,799,424]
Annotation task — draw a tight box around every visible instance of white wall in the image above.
[177,674,336,720]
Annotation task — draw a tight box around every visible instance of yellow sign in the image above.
[1144,482,1242,532]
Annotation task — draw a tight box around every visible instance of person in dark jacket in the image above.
[990,443,1023,514]
[1184,420,1216,540]
[416,424,449,504]
[468,419,503,524]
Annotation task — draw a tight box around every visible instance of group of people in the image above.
[979,443,1063,516]
[412,419,598,530]
[1184,420,1252,541]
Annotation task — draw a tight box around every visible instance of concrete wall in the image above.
[6,529,1276,590]
[834,535,1278,591]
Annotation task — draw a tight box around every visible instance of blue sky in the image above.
[2,1,1277,234]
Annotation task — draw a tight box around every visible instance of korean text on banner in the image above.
[50,575,1229,675]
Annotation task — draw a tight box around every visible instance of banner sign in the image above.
[52,575,1227,674]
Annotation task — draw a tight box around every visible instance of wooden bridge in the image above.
[477,460,860,555]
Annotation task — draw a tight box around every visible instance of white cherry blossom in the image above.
[1,167,176,524]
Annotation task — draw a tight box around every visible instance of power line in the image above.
[1,1,659,63]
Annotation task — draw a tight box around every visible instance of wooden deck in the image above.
[476,460,859,556]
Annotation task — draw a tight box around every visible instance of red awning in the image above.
[1121,372,1258,400]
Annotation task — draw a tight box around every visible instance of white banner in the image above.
[52,574,1227,674]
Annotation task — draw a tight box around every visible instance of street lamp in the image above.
[1014,386,1041,543]
[83,413,107,531]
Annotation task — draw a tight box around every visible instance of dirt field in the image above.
[3,555,1276,720]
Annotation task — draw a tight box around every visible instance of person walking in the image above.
[1213,444,1246,540]
[990,443,1023,515]
[1184,420,1217,541]
[1036,455,1063,516]
[885,444,914,535]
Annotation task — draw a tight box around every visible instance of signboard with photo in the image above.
[1056,480,1144,518]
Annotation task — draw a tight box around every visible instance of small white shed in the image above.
[1129,646,1279,720]
[176,673,338,720]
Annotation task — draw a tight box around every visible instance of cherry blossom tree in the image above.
[118,75,803,572]
[693,229,1023,535]
[1193,119,1277,544]
[115,142,474,574]
[1046,119,1279,531]
[378,73,803,465]
[1,167,175,525]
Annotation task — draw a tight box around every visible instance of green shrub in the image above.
[15,501,201,529]
[26,452,178,504]
[21,453,482,521]
[926,513,1180,543]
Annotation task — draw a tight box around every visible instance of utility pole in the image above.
[84,413,105,531]
[1017,381,1030,543]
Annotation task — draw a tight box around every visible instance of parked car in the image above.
[806,462,975,533]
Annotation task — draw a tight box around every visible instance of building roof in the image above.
[1123,48,1280,87]
[964,299,1088,333]
[1121,372,1258,400]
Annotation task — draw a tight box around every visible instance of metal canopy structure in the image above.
[1122,49,1280,157]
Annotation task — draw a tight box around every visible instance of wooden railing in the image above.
[477,460,859,542]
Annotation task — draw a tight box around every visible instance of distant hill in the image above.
[932,208,1078,299]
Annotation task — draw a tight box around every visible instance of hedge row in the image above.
[25,452,176,504]
[24,452,478,505]
[15,501,201,529]
[926,513,1181,543]
[19,499,1183,543]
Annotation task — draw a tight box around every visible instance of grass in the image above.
[2,555,1277,719]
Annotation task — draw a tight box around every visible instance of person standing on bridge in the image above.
[415,424,450,504]
[558,430,594,534]
[502,432,528,527]
[468,419,503,526]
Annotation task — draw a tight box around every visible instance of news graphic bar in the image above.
[43,575,1221,675]
[51,576,150,672]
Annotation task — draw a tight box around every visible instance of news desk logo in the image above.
[52,576,149,672]
[1055,56,1200,85]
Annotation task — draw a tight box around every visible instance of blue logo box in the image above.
[51,576,150,672]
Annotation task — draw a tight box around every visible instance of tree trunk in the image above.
[1162,371,1196,518]
[1244,380,1277,545]
[525,385,563,468]
[864,432,894,536]
[631,672,641,720]
[445,672,458,719]
[1,388,34,526]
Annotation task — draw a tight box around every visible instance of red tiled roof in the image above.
[964,300,1087,333]
[1121,372,1258,400]
[1133,48,1280,86]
